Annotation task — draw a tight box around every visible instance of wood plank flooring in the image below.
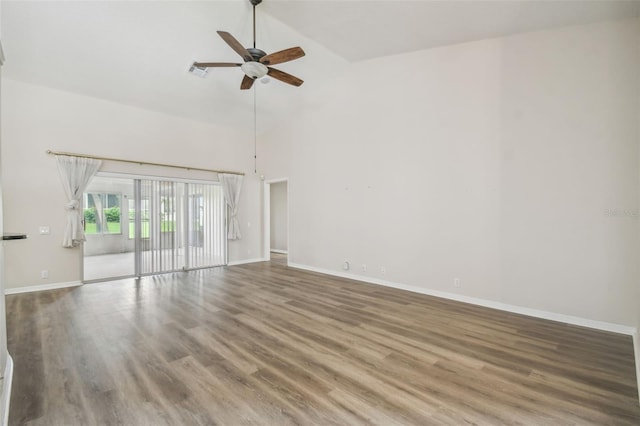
[6,255,640,425]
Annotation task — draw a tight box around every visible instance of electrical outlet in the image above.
[41,270,49,279]
[380,266,386,275]
[454,278,461,288]
[361,264,367,272]
[39,226,51,235]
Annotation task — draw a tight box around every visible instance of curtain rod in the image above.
[46,150,244,176]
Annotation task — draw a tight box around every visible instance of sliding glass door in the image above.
[84,174,226,282]
[135,179,185,275]
[83,175,136,281]
[185,183,226,269]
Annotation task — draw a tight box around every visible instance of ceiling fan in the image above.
[193,0,305,90]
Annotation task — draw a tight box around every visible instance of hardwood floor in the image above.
[6,256,640,425]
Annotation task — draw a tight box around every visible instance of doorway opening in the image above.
[263,179,289,263]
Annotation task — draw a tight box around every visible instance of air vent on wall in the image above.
[188,64,209,78]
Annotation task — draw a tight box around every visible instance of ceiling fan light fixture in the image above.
[241,62,268,79]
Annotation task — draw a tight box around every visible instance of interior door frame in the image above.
[263,178,290,263]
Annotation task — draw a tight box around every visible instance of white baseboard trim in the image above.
[634,332,640,404]
[288,262,636,336]
[5,280,82,295]
[1,355,13,426]
[270,249,288,254]
[227,258,268,266]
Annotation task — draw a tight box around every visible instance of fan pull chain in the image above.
[252,0,258,174]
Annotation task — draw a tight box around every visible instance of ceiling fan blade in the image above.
[217,31,253,62]
[267,67,304,87]
[193,62,242,68]
[260,47,305,66]
[240,75,256,90]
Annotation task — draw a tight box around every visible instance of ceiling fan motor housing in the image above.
[247,47,267,61]
[242,48,268,79]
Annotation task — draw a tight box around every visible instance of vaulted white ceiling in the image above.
[1,1,348,131]
[265,1,640,62]
[2,1,638,130]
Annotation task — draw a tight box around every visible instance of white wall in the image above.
[499,18,639,326]
[0,22,8,411]
[259,18,640,327]
[636,17,640,392]
[1,79,262,290]
[270,181,287,252]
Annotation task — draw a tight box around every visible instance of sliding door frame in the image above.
[84,172,227,282]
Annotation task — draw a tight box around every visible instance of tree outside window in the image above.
[83,193,122,234]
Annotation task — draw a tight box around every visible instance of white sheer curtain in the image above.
[219,173,243,240]
[55,155,102,248]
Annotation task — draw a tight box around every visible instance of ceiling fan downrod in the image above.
[250,0,262,49]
